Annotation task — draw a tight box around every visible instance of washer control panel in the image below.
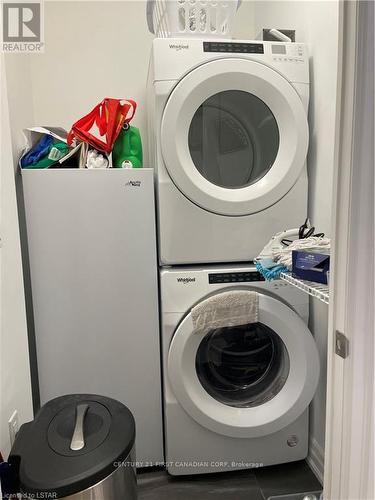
[209,271,265,284]
[203,41,264,54]
[271,43,305,63]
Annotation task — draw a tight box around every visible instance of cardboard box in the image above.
[292,250,330,285]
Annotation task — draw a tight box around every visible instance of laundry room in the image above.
[1,1,373,500]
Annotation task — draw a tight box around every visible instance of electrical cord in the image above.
[281,218,325,246]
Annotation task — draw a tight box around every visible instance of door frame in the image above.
[324,1,374,499]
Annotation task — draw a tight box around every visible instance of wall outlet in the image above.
[8,410,19,447]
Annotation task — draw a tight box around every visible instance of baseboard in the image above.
[307,436,324,485]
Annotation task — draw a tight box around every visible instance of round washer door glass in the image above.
[188,90,280,189]
[161,58,309,216]
[196,322,289,408]
[167,292,320,438]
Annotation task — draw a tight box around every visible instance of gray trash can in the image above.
[9,394,137,499]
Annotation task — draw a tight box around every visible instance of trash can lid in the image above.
[9,394,135,498]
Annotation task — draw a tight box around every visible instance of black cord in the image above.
[299,218,325,240]
[278,221,326,249]
[281,238,293,246]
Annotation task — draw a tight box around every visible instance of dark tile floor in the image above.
[138,460,322,500]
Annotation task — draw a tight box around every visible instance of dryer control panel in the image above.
[203,41,264,54]
[151,38,309,84]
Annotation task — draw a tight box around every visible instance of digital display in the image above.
[272,45,287,54]
[204,42,264,54]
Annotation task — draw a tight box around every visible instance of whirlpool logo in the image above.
[177,277,196,284]
[169,43,189,51]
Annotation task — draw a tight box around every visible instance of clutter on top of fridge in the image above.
[112,124,143,168]
[20,127,68,169]
[67,98,136,153]
[19,98,143,170]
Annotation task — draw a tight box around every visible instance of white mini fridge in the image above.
[21,168,163,465]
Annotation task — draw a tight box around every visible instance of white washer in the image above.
[160,265,320,475]
[147,39,309,265]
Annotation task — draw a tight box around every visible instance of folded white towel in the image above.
[191,290,259,334]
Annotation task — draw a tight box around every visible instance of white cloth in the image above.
[191,290,258,334]
[86,149,109,169]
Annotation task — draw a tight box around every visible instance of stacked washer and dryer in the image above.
[147,37,320,475]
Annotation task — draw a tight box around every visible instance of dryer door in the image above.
[168,292,319,438]
[161,58,308,216]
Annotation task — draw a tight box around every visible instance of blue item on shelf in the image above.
[255,260,288,281]
[21,134,54,168]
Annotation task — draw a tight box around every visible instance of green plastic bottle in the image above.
[112,125,143,168]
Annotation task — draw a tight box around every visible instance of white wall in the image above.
[1,56,34,459]
[26,0,255,164]
[5,55,35,167]
[253,0,340,482]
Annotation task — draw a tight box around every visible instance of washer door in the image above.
[161,58,309,216]
[168,293,319,438]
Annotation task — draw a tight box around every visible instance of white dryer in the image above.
[160,265,319,475]
[147,39,309,265]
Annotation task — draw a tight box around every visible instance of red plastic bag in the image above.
[67,98,137,153]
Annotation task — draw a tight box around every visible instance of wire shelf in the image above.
[280,272,330,305]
